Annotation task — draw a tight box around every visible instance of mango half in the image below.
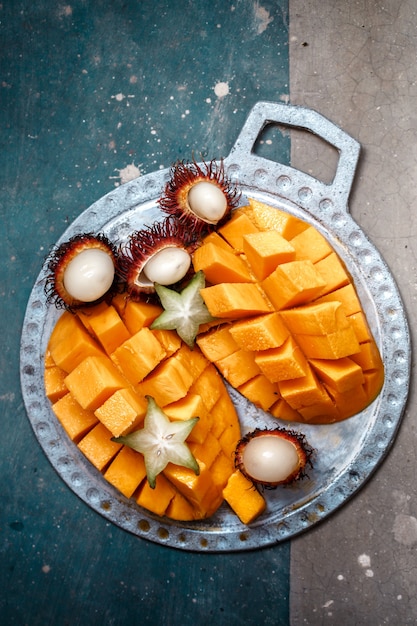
[44,296,244,521]
[194,199,384,424]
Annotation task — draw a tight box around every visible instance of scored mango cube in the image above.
[189,365,223,412]
[94,387,147,437]
[261,260,326,310]
[193,241,254,283]
[164,393,210,444]
[197,326,239,361]
[350,340,384,371]
[163,460,212,511]
[79,304,130,355]
[238,374,280,411]
[314,252,350,296]
[210,389,240,440]
[48,312,105,372]
[278,364,329,410]
[64,355,127,411]
[314,283,361,316]
[78,422,122,471]
[166,492,197,521]
[137,473,176,517]
[114,297,162,334]
[189,432,222,469]
[290,225,333,263]
[210,452,235,490]
[223,470,266,525]
[297,391,340,422]
[138,354,195,406]
[111,327,166,385]
[44,365,68,402]
[280,301,350,336]
[218,212,259,251]
[52,393,98,442]
[243,198,308,239]
[270,398,300,422]
[201,282,272,318]
[255,336,308,382]
[295,326,360,360]
[229,312,289,351]
[309,357,364,393]
[243,230,296,280]
[215,349,261,387]
[104,446,147,498]
[348,311,372,343]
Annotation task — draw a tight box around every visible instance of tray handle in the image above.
[226,101,361,209]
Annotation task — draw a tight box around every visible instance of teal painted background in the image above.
[1,2,291,623]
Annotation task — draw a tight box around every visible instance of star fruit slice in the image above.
[150,270,215,348]
[112,396,200,488]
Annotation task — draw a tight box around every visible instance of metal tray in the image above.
[20,102,410,552]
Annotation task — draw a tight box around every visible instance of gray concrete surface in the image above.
[289,0,417,623]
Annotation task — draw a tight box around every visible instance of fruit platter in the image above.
[20,102,410,552]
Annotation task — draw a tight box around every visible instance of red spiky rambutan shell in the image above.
[116,216,196,299]
[158,158,241,237]
[44,233,118,311]
[234,427,314,488]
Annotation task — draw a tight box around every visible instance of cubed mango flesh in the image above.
[290,226,332,263]
[309,357,364,393]
[243,230,296,280]
[201,282,272,318]
[194,198,383,425]
[280,301,350,336]
[111,327,167,385]
[229,312,289,351]
[164,393,210,444]
[314,283,362,316]
[243,198,309,239]
[113,297,162,333]
[314,252,350,296]
[218,212,259,251]
[137,473,176,517]
[189,432,221,469]
[197,326,239,361]
[52,393,98,442]
[165,492,197,521]
[193,241,254,283]
[64,355,127,411]
[238,375,280,411]
[44,365,68,402]
[94,387,147,437]
[255,336,309,382]
[294,327,360,360]
[189,364,223,412]
[163,461,213,516]
[79,304,130,355]
[78,422,122,471]
[48,312,105,372]
[261,260,327,310]
[223,470,266,525]
[278,365,331,410]
[137,354,195,406]
[215,349,261,387]
[104,446,147,498]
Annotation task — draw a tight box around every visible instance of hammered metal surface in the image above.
[20,102,410,552]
